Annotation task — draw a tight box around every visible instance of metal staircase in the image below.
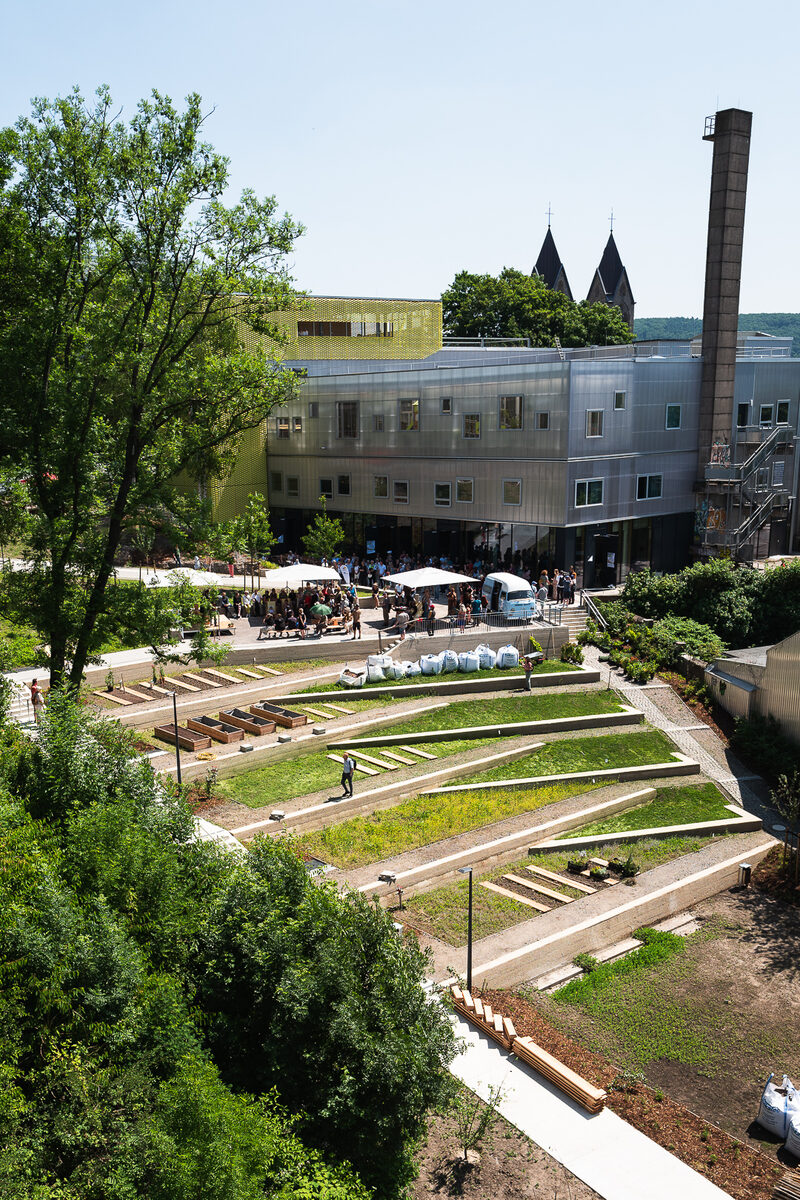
[701,426,796,558]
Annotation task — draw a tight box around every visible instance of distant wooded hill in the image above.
[634,314,800,342]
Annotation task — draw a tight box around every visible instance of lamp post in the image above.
[458,865,474,992]
[172,690,182,786]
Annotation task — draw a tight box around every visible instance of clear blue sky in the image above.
[3,0,799,318]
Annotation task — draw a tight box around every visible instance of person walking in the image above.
[522,654,534,692]
[351,603,362,639]
[341,753,356,797]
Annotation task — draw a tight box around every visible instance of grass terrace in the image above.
[555,783,732,839]
[292,660,579,695]
[294,781,598,870]
[456,729,679,786]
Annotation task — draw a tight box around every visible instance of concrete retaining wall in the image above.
[420,754,699,798]
[277,667,599,705]
[536,809,762,852]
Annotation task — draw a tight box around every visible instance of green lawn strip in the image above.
[294,781,594,871]
[292,661,576,695]
[555,782,732,839]
[347,692,624,740]
[554,928,686,1003]
[456,729,679,786]
[216,734,497,809]
[0,617,42,669]
[402,832,725,947]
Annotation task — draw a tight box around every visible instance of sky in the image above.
[3,0,799,318]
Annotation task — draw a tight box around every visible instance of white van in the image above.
[481,572,539,621]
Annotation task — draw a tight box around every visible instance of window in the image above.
[614,391,626,410]
[536,411,550,430]
[270,471,283,493]
[276,416,290,439]
[286,475,299,498]
[297,320,393,338]
[441,396,452,414]
[336,401,358,439]
[293,416,302,433]
[575,478,603,507]
[320,477,333,500]
[759,404,774,427]
[503,478,521,505]
[373,413,385,432]
[499,395,523,430]
[737,403,750,428]
[463,413,480,439]
[456,477,474,503]
[373,475,388,499]
[337,475,350,496]
[636,473,663,500]
[586,410,604,438]
[777,400,790,424]
[399,398,419,431]
[434,482,451,507]
[393,480,409,504]
[773,461,786,487]
[665,403,682,430]
[308,401,319,418]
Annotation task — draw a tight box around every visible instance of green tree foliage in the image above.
[442,268,634,347]
[634,313,800,342]
[0,470,28,566]
[230,492,275,589]
[0,86,303,689]
[302,498,345,563]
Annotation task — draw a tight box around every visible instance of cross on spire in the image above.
[609,207,614,233]
[546,202,552,228]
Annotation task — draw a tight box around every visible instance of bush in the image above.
[560,641,584,665]
[650,616,724,666]
[730,713,800,785]
[528,637,543,654]
[573,952,600,973]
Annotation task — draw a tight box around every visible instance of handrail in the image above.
[581,592,608,630]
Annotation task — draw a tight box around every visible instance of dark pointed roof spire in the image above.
[586,229,634,330]
[596,232,625,296]
[533,226,573,301]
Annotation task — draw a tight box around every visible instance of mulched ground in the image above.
[657,671,735,743]
[478,988,784,1200]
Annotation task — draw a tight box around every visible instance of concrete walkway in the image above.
[450,1010,733,1199]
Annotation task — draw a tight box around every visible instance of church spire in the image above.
[532,225,573,301]
[586,230,634,330]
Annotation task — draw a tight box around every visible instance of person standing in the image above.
[29,678,45,723]
[351,603,362,640]
[522,655,534,692]
[341,753,355,797]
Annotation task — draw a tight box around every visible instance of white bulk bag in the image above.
[441,649,459,673]
[757,1074,796,1139]
[420,654,442,675]
[391,662,407,681]
[367,653,393,669]
[496,644,520,668]
[786,1111,800,1158]
[458,651,481,672]
[338,667,367,688]
[405,660,422,677]
[367,664,386,683]
[477,644,496,669]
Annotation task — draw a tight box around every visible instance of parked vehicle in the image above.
[481,572,539,621]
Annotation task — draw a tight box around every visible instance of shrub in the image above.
[730,713,800,785]
[650,616,724,666]
[589,865,609,881]
[560,641,584,665]
[528,637,543,655]
[573,952,600,973]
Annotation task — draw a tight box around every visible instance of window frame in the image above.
[319,477,334,501]
[269,471,283,493]
[665,403,682,430]
[499,394,524,431]
[293,416,303,433]
[456,477,474,503]
[502,478,522,506]
[462,412,481,439]
[286,475,299,498]
[777,400,790,424]
[337,474,351,497]
[393,479,409,504]
[373,412,385,433]
[434,482,451,507]
[737,402,750,428]
[759,403,774,427]
[636,473,663,501]
[614,391,626,410]
[373,474,389,499]
[440,396,452,414]
[276,416,290,439]
[585,409,604,438]
[336,400,359,440]
[398,398,420,432]
[535,411,550,431]
[575,478,604,508]
[308,401,319,418]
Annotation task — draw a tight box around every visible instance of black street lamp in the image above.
[172,689,182,786]
[458,865,474,992]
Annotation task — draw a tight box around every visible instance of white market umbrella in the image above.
[382,567,476,589]
[146,567,220,588]
[258,562,341,588]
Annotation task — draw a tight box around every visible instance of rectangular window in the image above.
[575,478,603,507]
[373,413,385,433]
[499,395,523,430]
[665,403,682,430]
[463,413,480,439]
[503,478,521,505]
[434,482,451,506]
[276,416,290,439]
[586,410,604,438]
[286,476,299,498]
[337,475,350,496]
[373,475,388,499]
[614,391,626,410]
[336,401,358,439]
[456,477,474,503]
[759,404,774,427]
[399,398,419,431]
[636,473,663,500]
[269,471,283,493]
[737,403,750,428]
[393,480,409,504]
[536,411,550,430]
[441,396,452,414]
[293,416,302,433]
[773,461,786,486]
[777,400,790,424]
[308,401,319,418]
[320,477,333,500]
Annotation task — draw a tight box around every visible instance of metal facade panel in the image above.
[756,631,800,745]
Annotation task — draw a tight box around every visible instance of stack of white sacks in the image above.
[757,1074,800,1155]
[340,644,520,687]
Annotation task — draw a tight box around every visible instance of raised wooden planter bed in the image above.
[249,701,307,729]
[154,723,212,752]
[219,708,276,736]
[186,715,244,744]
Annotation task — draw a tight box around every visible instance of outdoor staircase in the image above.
[6,682,37,730]
[561,605,589,638]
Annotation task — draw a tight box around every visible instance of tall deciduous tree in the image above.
[302,497,345,564]
[231,491,275,589]
[442,267,634,347]
[0,87,303,688]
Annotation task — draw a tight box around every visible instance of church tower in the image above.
[532,227,573,301]
[586,232,635,330]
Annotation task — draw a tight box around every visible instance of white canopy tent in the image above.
[258,563,341,588]
[382,567,476,589]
